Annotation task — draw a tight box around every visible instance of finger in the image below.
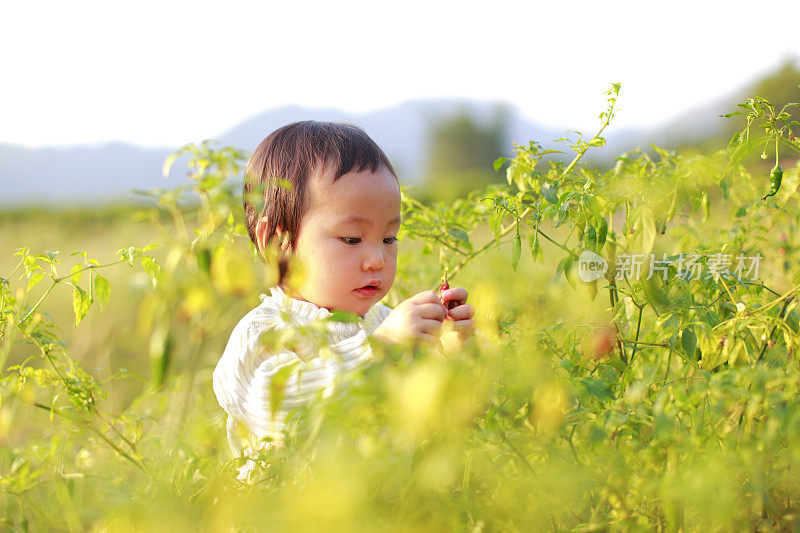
[440,287,468,307]
[418,318,444,335]
[451,318,475,332]
[407,290,440,304]
[452,319,476,340]
[417,302,448,321]
[447,303,475,321]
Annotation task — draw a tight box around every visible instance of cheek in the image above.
[387,251,398,274]
[314,245,357,281]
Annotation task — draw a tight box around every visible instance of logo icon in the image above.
[578,250,608,282]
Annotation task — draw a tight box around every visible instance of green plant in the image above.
[3,85,800,530]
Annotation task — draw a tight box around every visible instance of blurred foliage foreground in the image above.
[2,86,800,531]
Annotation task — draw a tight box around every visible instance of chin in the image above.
[354,303,372,318]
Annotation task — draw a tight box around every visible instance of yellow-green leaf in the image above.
[269,361,300,418]
[72,286,92,327]
[27,271,44,291]
[140,256,163,288]
[94,275,110,307]
[71,264,83,284]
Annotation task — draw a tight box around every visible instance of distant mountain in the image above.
[216,99,568,185]
[0,142,175,206]
[0,99,569,206]
[2,69,788,206]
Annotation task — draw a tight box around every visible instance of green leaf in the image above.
[556,256,575,286]
[542,183,559,204]
[72,286,92,327]
[23,255,38,274]
[493,157,507,172]
[140,256,163,288]
[793,269,800,288]
[447,228,472,251]
[94,275,110,307]
[269,361,300,417]
[555,200,570,227]
[71,264,83,284]
[329,310,360,323]
[701,310,721,327]
[588,137,606,148]
[579,377,614,400]
[118,247,137,267]
[681,327,697,359]
[27,271,44,291]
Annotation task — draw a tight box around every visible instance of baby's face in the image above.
[287,164,401,317]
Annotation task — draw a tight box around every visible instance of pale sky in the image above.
[2,0,798,148]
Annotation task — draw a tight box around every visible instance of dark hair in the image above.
[243,121,398,282]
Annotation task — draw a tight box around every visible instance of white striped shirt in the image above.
[212,285,393,481]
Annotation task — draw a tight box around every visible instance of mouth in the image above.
[354,282,381,297]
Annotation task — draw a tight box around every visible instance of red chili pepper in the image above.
[438,276,457,311]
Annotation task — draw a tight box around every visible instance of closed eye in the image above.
[384,237,398,245]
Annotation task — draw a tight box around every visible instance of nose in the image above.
[362,244,386,271]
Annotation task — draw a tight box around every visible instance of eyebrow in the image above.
[337,215,402,227]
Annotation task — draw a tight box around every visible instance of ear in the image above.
[255,217,290,256]
[255,217,270,256]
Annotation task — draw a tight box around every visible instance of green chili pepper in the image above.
[762,165,783,200]
[511,232,521,271]
[584,222,597,252]
[197,248,212,275]
[149,326,173,390]
[666,191,677,221]
[701,194,709,221]
[595,216,608,251]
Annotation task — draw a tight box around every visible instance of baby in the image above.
[212,121,475,481]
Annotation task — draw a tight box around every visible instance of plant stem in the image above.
[19,259,124,324]
[756,296,795,362]
[622,339,667,349]
[557,94,617,181]
[629,304,644,365]
[19,280,58,324]
[4,388,150,477]
[497,425,535,474]
[609,278,627,363]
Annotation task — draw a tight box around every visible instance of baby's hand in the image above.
[439,286,476,342]
[372,290,447,347]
